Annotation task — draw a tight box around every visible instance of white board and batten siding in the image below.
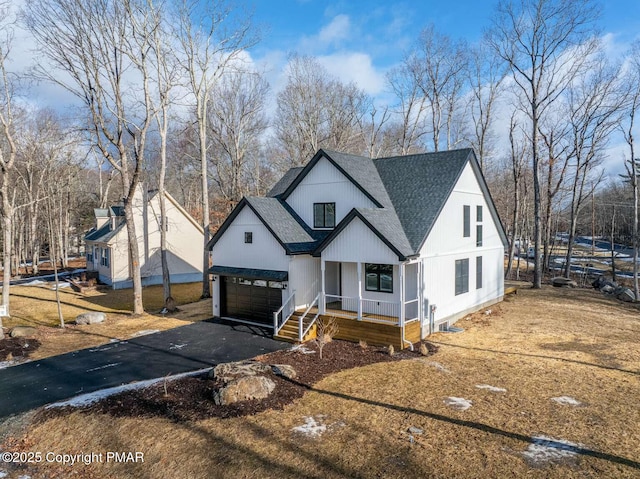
[288,255,321,308]
[286,156,377,228]
[210,206,289,317]
[420,162,504,326]
[323,217,401,308]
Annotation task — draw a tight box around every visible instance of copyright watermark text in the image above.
[1,451,144,465]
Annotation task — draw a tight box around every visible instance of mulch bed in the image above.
[0,337,41,361]
[37,340,438,423]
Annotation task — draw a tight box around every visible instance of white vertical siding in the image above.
[335,262,400,311]
[286,156,376,228]
[420,162,504,326]
[211,206,289,272]
[289,255,321,308]
[322,217,399,264]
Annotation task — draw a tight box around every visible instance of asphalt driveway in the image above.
[0,320,288,418]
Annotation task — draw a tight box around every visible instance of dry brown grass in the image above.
[2,283,210,359]
[4,286,640,479]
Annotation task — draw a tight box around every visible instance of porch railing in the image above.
[325,294,358,313]
[360,298,400,322]
[298,293,321,341]
[404,298,419,322]
[273,290,296,335]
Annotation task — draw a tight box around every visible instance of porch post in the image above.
[357,261,362,320]
[320,257,326,314]
[399,262,405,327]
[418,260,423,323]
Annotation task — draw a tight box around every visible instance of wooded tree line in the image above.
[1,0,640,325]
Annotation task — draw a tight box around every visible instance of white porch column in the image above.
[399,262,405,327]
[357,261,362,320]
[418,259,423,324]
[320,257,326,314]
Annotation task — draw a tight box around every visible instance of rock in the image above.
[408,426,424,435]
[271,364,297,379]
[211,360,271,381]
[10,326,37,338]
[600,284,615,294]
[212,375,275,405]
[551,277,577,288]
[75,312,106,325]
[617,288,635,302]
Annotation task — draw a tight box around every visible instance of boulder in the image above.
[617,288,635,302]
[211,360,271,381]
[212,375,275,405]
[10,326,37,338]
[551,277,577,288]
[271,364,297,379]
[600,284,615,294]
[75,312,106,325]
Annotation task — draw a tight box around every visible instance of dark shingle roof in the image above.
[84,220,124,243]
[268,167,304,198]
[374,149,472,251]
[355,208,414,258]
[209,266,288,281]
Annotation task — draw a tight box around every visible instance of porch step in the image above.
[274,312,317,343]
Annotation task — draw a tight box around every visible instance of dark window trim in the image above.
[477,205,483,222]
[314,202,336,229]
[476,224,483,247]
[244,232,253,244]
[364,263,394,293]
[455,258,469,295]
[476,256,483,289]
[463,205,470,237]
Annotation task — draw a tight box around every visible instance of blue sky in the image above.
[247,0,640,97]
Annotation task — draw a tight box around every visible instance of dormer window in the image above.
[314,202,335,229]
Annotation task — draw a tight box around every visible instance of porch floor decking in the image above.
[279,304,421,349]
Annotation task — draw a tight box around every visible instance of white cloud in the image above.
[300,14,352,52]
[317,52,385,95]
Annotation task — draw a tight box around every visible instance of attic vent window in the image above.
[244,232,253,244]
[314,202,336,229]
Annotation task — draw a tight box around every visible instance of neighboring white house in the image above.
[207,149,507,344]
[85,185,204,289]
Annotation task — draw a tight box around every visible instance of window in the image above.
[476,256,483,289]
[476,224,483,247]
[244,232,253,244]
[365,264,393,293]
[463,205,470,237]
[101,248,110,267]
[314,202,336,228]
[477,205,483,222]
[455,258,469,295]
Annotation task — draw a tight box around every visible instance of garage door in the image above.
[221,277,284,325]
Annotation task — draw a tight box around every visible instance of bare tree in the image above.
[0,1,17,324]
[563,57,622,277]
[209,70,269,204]
[174,0,255,298]
[487,0,600,288]
[386,62,428,155]
[468,43,506,170]
[273,54,369,166]
[408,25,469,152]
[25,0,164,314]
[621,41,640,300]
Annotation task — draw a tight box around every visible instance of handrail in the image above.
[273,290,296,335]
[298,293,320,342]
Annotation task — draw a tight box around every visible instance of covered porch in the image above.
[274,259,423,349]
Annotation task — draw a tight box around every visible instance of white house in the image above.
[85,185,204,289]
[207,149,508,348]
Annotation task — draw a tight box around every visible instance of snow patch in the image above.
[0,470,7,478]
[290,344,316,354]
[551,396,582,406]
[86,362,121,372]
[50,282,71,290]
[417,359,450,373]
[476,384,507,393]
[169,343,187,350]
[292,416,327,438]
[22,279,45,286]
[130,329,160,337]
[444,397,472,411]
[46,368,211,408]
[522,435,583,466]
